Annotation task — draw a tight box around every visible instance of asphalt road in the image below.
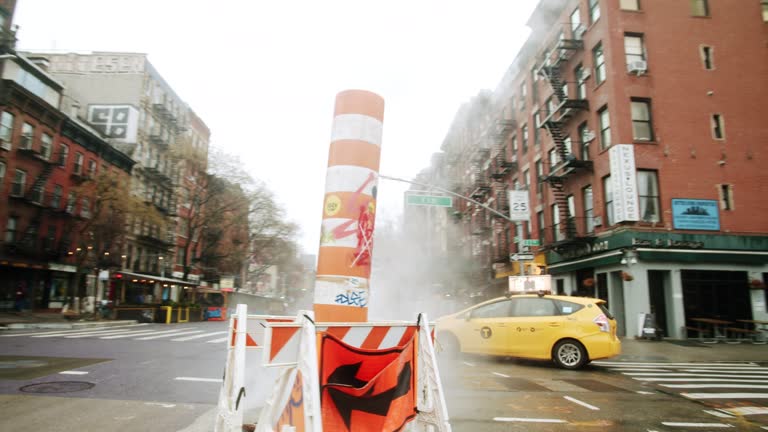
[1,322,767,431]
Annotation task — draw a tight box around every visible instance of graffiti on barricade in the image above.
[334,290,368,308]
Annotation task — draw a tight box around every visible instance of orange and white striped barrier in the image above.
[214,304,248,432]
[314,90,385,323]
[230,315,295,348]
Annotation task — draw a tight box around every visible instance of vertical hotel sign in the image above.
[609,144,639,223]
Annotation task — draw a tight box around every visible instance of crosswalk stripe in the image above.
[34,328,138,338]
[718,406,768,416]
[594,361,759,367]
[64,329,143,338]
[171,331,228,342]
[661,422,733,428]
[680,369,768,374]
[206,337,229,344]
[632,378,766,383]
[682,392,768,400]
[625,373,768,379]
[136,330,204,340]
[100,328,197,339]
[1,324,149,337]
[661,384,768,389]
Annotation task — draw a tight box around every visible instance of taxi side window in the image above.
[554,300,585,315]
[512,298,558,317]
[470,300,512,319]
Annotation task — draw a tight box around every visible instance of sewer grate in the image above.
[19,381,95,393]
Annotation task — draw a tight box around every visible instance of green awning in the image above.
[637,250,768,264]
[548,252,623,275]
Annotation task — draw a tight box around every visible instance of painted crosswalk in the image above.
[595,360,768,421]
[0,325,231,344]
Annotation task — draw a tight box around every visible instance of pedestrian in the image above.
[14,285,25,312]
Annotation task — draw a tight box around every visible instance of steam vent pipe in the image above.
[313,90,385,323]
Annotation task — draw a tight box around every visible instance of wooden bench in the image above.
[725,327,761,344]
[685,326,709,339]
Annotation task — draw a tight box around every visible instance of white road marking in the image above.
[563,395,600,410]
[634,378,766,383]
[59,371,89,375]
[206,337,229,344]
[718,406,768,416]
[682,392,768,400]
[493,417,566,423]
[594,361,758,367]
[171,331,228,341]
[136,330,204,340]
[680,369,768,374]
[2,324,149,337]
[625,373,768,379]
[661,422,733,428]
[492,372,510,378]
[636,391,655,395]
[611,368,670,372]
[175,377,222,383]
[661,384,768,389]
[144,402,176,408]
[64,329,143,338]
[462,361,475,367]
[704,410,734,418]
[101,328,198,339]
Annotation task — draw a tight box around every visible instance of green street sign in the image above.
[522,239,541,246]
[405,194,453,207]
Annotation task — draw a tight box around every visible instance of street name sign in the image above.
[405,193,453,207]
[522,239,540,246]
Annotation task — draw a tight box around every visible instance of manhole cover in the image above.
[20,381,94,393]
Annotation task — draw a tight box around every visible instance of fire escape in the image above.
[536,24,595,252]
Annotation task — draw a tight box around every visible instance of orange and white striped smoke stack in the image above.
[314,90,385,323]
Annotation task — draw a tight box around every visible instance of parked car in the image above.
[435,293,621,369]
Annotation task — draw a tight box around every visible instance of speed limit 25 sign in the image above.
[508,190,531,221]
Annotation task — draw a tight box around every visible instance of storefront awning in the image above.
[637,248,768,264]
[547,251,623,275]
[114,270,199,287]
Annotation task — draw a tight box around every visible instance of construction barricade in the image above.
[215,304,451,432]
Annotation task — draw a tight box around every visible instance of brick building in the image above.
[429,0,768,338]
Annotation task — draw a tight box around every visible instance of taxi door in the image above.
[462,299,514,355]
[508,297,565,359]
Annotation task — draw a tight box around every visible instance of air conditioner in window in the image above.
[627,60,648,75]
[583,130,596,142]
[593,216,603,227]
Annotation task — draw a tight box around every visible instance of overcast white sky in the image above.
[13,0,536,254]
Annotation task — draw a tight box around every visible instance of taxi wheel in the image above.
[552,339,588,370]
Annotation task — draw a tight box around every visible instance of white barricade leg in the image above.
[409,313,452,432]
[215,304,248,432]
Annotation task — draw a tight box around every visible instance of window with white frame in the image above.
[637,170,660,222]
[58,144,69,167]
[631,99,653,141]
[88,160,97,177]
[620,0,640,10]
[578,122,591,160]
[624,33,646,66]
[548,148,558,170]
[583,185,595,233]
[711,114,725,139]
[0,111,15,149]
[763,1,768,22]
[74,152,84,174]
[5,216,18,243]
[570,7,582,37]
[563,136,573,156]
[41,133,52,160]
[51,184,63,209]
[0,161,5,192]
[593,42,606,84]
[66,192,76,213]
[537,211,545,243]
[589,0,600,24]
[535,160,544,192]
[603,175,614,226]
[20,122,34,149]
[81,198,91,218]
[598,106,611,150]
[700,45,714,70]
[690,0,709,17]
[575,63,587,99]
[11,169,25,197]
[519,81,527,111]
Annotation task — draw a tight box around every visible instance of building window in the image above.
[578,122,591,160]
[535,160,544,192]
[5,216,17,243]
[620,0,640,10]
[51,185,63,209]
[537,211,545,243]
[66,192,76,213]
[20,122,34,149]
[58,144,69,167]
[0,111,15,149]
[711,114,725,139]
[519,81,527,111]
[637,170,660,222]
[45,225,57,249]
[583,185,595,233]
[548,148,558,170]
[530,68,538,102]
[589,0,601,24]
[570,7,582,37]
[631,99,653,141]
[598,106,611,150]
[574,64,587,99]
[719,184,734,210]
[81,198,91,219]
[523,169,530,190]
[690,0,709,16]
[603,175,614,226]
[593,42,606,84]
[521,124,529,153]
[41,134,53,160]
[533,113,541,145]
[11,169,26,197]
[624,33,646,66]
[88,160,97,177]
[74,152,84,174]
[0,161,5,192]
[563,136,573,157]
[763,1,768,22]
[700,45,714,70]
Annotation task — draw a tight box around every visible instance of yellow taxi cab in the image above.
[435,293,621,369]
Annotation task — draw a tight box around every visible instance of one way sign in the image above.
[510,253,535,261]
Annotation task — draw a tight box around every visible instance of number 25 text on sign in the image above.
[507,190,531,222]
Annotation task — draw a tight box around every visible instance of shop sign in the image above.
[609,144,639,223]
[49,263,77,273]
[557,240,610,259]
[631,237,705,249]
[671,199,720,231]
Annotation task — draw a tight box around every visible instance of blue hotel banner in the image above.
[672,199,720,231]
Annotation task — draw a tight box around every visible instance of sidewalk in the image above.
[0,311,136,330]
[610,337,768,363]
